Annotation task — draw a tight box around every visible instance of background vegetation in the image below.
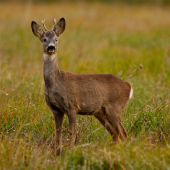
[2,0,170,5]
[0,2,170,170]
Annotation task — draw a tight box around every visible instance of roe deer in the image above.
[31,18,133,154]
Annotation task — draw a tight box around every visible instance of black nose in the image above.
[47,46,55,52]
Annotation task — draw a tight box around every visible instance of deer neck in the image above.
[43,53,62,88]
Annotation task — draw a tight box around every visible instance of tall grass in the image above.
[0,2,170,169]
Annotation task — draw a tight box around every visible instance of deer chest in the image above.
[45,88,68,113]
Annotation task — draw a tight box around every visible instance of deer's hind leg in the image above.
[94,110,116,140]
[104,105,127,142]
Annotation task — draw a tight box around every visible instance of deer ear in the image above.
[31,21,44,38]
[53,18,65,36]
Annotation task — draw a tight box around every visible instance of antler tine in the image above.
[53,18,57,30]
[41,19,48,31]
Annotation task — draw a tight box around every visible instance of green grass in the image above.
[0,2,170,170]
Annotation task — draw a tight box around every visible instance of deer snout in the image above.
[47,45,56,54]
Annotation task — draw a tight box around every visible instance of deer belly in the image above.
[77,98,102,114]
[75,87,103,114]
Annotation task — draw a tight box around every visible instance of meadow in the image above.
[0,2,170,170]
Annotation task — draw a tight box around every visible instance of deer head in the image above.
[31,18,65,55]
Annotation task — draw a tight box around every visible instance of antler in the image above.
[41,19,48,31]
[53,18,57,30]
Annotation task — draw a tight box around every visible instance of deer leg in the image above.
[95,112,116,139]
[105,107,127,142]
[119,121,127,139]
[53,111,64,155]
[67,110,76,147]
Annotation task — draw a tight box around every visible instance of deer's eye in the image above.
[43,38,47,42]
[55,38,58,42]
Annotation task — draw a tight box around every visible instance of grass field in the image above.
[0,2,170,170]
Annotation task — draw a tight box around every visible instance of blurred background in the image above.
[1,0,170,5]
[0,0,170,169]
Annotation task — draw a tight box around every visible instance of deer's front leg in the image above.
[67,110,76,147]
[53,111,64,155]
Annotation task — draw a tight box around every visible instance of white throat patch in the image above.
[43,53,56,62]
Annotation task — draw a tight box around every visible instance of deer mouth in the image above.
[47,46,56,55]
